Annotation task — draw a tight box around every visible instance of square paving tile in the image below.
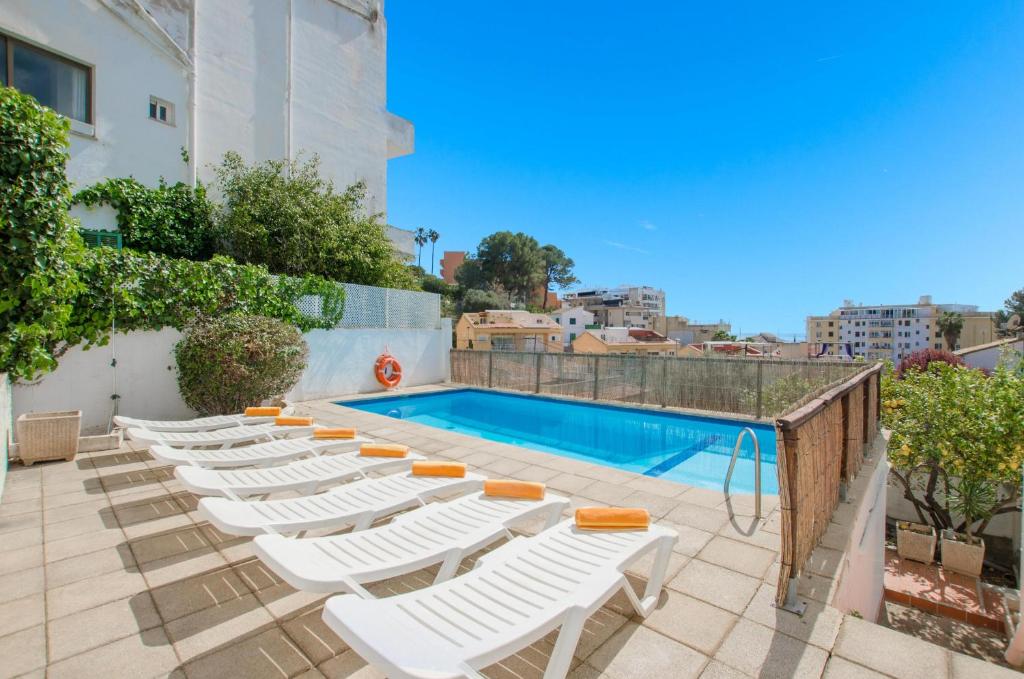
[641,589,738,655]
[669,559,761,614]
[714,617,829,678]
[586,622,709,679]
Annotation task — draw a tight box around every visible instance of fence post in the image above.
[755,361,764,418]
[487,351,494,388]
[661,358,668,407]
[592,356,601,401]
[535,352,542,394]
[639,356,648,403]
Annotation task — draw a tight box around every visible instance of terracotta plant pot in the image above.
[940,529,985,577]
[15,410,81,466]
[896,521,937,564]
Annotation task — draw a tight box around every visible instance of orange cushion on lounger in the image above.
[358,443,409,458]
[275,416,314,426]
[313,427,357,440]
[575,507,650,531]
[245,406,282,417]
[411,461,466,478]
[483,480,545,500]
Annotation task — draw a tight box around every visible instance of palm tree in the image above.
[937,311,964,351]
[413,228,427,268]
[427,229,440,274]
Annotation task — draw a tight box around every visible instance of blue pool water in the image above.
[337,389,777,494]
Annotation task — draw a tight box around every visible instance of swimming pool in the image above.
[337,389,777,494]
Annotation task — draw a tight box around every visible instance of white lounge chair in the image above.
[148,435,373,469]
[321,519,678,679]
[126,422,317,449]
[199,470,486,536]
[113,407,293,432]
[175,450,426,498]
[252,491,570,593]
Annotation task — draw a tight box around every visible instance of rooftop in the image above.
[1,385,1015,678]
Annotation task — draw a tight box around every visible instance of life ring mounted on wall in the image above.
[374,352,402,389]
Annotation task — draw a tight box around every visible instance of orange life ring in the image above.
[374,353,402,389]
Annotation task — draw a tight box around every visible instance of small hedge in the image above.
[62,249,345,354]
[896,348,964,379]
[175,314,309,415]
[74,177,217,260]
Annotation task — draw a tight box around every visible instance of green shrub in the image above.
[73,177,217,260]
[175,315,308,415]
[213,152,415,288]
[63,249,345,352]
[0,86,85,380]
[883,362,1024,539]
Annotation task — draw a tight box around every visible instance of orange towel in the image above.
[275,416,314,427]
[575,507,650,531]
[411,461,467,478]
[484,480,545,500]
[313,427,357,440]
[358,443,409,458]
[245,406,282,417]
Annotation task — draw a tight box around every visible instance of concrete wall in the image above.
[12,323,452,433]
[833,450,889,622]
[13,328,190,434]
[287,320,452,402]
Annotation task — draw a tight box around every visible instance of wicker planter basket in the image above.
[16,411,81,466]
[896,521,936,564]
[941,529,985,577]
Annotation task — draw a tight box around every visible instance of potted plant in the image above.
[883,360,1024,577]
[896,521,936,564]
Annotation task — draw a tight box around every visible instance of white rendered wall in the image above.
[13,328,190,434]
[833,452,889,622]
[0,0,191,191]
[12,323,452,433]
[287,321,453,402]
[958,340,1023,373]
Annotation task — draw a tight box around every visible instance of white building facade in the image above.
[548,306,596,347]
[0,0,413,220]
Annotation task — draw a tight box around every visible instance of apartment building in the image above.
[548,306,596,347]
[1,0,412,224]
[455,310,562,353]
[562,285,666,329]
[439,251,466,284]
[807,296,997,361]
[571,328,679,357]
[652,316,731,344]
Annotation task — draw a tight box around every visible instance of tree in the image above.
[428,229,440,274]
[883,362,1024,541]
[996,288,1024,334]
[712,330,737,341]
[539,244,577,309]
[454,257,489,291]
[936,311,964,351]
[458,288,506,314]
[414,228,428,269]
[212,152,414,289]
[476,231,545,304]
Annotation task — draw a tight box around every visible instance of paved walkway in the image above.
[0,386,1018,678]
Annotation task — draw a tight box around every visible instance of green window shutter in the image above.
[79,229,122,250]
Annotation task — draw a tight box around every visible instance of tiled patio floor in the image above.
[0,386,1019,678]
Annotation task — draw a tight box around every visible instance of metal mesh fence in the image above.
[293,283,441,330]
[451,350,872,419]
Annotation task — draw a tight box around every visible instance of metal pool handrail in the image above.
[723,427,761,519]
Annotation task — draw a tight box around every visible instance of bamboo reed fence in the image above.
[450,349,869,419]
[774,363,882,607]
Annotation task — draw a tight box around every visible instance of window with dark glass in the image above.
[2,34,91,123]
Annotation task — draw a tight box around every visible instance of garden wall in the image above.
[12,322,452,434]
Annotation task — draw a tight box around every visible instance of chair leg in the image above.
[434,547,464,583]
[544,607,587,679]
[637,535,673,617]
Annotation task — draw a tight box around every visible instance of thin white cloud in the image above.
[640,220,657,231]
[816,54,842,63]
[604,240,651,255]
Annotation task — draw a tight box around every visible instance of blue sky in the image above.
[385,3,1024,338]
